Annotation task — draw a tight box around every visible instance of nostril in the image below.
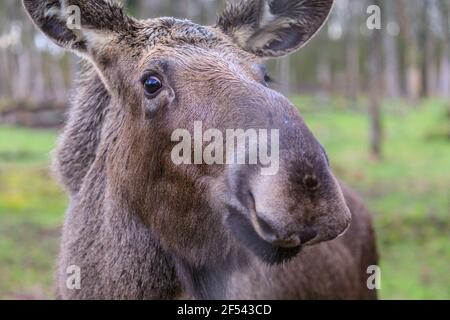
[254,215,302,248]
[299,228,318,245]
[255,215,278,241]
[303,175,320,191]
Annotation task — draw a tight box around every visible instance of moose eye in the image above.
[143,76,163,96]
[263,73,275,87]
[264,73,273,84]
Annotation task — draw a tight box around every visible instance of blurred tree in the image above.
[424,0,439,97]
[279,57,291,96]
[420,0,430,97]
[438,0,450,98]
[383,0,401,98]
[396,0,422,104]
[0,0,449,112]
[368,0,383,160]
[344,1,361,103]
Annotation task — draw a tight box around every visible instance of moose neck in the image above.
[172,244,251,300]
[173,257,231,299]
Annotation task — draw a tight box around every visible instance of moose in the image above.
[23,0,378,299]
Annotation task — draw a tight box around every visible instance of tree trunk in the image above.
[439,0,450,98]
[383,1,401,98]
[425,33,438,97]
[345,5,359,103]
[49,55,67,103]
[419,0,429,97]
[368,0,383,160]
[317,52,332,99]
[279,56,291,96]
[396,0,421,104]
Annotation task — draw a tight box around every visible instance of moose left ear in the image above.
[217,0,334,58]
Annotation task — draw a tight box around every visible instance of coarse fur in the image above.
[23,0,378,300]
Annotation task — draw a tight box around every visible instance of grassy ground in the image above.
[0,97,449,299]
[0,127,65,299]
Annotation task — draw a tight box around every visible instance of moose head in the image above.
[24,0,350,282]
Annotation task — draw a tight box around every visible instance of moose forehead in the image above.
[121,18,229,53]
[108,17,261,78]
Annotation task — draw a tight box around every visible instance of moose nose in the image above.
[298,227,318,244]
[255,215,318,248]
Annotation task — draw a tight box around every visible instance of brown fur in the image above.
[24,0,378,300]
[53,65,182,299]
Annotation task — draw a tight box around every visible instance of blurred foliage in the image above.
[0,127,65,299]
[0,98,448,299]
[1,0,450,104]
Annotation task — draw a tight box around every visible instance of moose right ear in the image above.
[22,0,132,53]
[217,0,334,58]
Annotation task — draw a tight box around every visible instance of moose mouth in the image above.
[225,205,302,265]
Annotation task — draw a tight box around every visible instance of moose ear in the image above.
[22,0,131,53]
[217,0,334,58]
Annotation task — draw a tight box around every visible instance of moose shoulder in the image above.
[23,0,378,299]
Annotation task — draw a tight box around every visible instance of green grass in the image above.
[0,126,59,164]
[0,98,449,299]
[0,126,65,299]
